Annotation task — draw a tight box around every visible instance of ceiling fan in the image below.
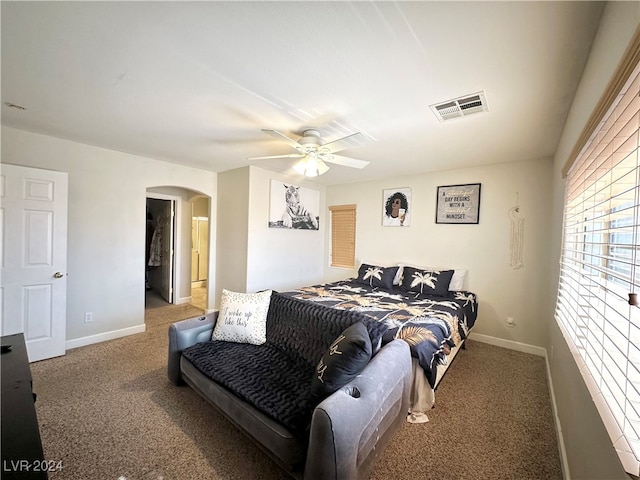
[248,129,370,177]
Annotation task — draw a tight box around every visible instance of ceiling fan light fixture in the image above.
[256,128,367,175]
[316,159,330,175]
[293,158,311,176]
[293,156,329,177]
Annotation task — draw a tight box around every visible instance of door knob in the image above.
[53,272,64,278]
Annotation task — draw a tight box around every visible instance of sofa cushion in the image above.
[182,340,315,437]
[310,322,372,403]
[212,289,272,345]
[183,294,389,438]
[265,293,387,365]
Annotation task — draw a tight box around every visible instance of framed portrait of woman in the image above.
[382,188,411,226]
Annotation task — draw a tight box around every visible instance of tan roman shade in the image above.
[329,204,356,268]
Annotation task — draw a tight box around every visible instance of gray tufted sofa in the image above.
[167,293,411,480]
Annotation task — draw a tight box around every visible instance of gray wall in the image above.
[548,2,640,478]
[215,166,326,307]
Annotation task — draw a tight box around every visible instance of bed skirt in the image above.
[407,338,467,423]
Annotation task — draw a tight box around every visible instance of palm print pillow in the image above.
[354,264,399,290]
[400,267,454,297]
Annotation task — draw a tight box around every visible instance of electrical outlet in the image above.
[506,316,515,327]
[84,312,94,323]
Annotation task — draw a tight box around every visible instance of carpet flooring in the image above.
[30,305,563,479]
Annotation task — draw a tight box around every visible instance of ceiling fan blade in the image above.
[322,154,369,169]
[323,132,365,153]
[247,153,304,160]
[261,129,302,150]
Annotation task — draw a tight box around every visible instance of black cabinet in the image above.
[1,334,48,479]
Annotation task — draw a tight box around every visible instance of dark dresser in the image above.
[1,334,48,479]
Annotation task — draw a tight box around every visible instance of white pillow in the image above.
[448,269,468,291]
[394,266,404,286]
[397,264,467,291]
[212,289,272,345]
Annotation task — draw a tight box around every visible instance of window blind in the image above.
[556,61,640,475]
[329,204,356,268]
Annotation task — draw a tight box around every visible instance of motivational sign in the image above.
[436,183,481,224]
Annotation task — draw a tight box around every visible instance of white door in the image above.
[160,200,174,303]
[191,217,209,282]
[0,164,68,362]
[191,219,199,282]
[197,218,208,281]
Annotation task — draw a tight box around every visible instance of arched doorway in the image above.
[145,186,211,312]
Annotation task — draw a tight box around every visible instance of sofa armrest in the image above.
[304,339,411,480]
[167,312,218,385]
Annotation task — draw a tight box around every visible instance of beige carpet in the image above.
[30,306,562,480]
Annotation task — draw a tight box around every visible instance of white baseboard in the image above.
[468,332,546,357]
[175,296,192,305]
[65,324,146,350]
[467,331,569,478]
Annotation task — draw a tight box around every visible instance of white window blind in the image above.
[556,61,640,475]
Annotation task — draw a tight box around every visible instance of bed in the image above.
[280,263,478,423]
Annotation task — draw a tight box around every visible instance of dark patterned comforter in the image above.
[281,279,478,387]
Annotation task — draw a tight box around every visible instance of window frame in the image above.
[555,29,640,476]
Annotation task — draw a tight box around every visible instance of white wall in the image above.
[326,158,552,348]
[246,166,326,293]
[1,126,217,344]
[548,3,640,479]
[192,196,209,218]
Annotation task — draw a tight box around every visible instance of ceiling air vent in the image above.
[430,91,488,122]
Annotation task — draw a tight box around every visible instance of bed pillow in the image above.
[447,269,468,291]
[359,260,404,285]
[212,289,272,345]
[310,322,372,403]
[398,264,467,291]
[394,265,404,286]
[400,267,454,297]
[354,263,399,290]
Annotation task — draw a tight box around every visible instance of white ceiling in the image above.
[1,1,605,185]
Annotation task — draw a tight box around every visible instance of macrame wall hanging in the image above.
[508,194,524,269]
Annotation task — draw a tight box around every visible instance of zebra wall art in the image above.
[268,180,320,230]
